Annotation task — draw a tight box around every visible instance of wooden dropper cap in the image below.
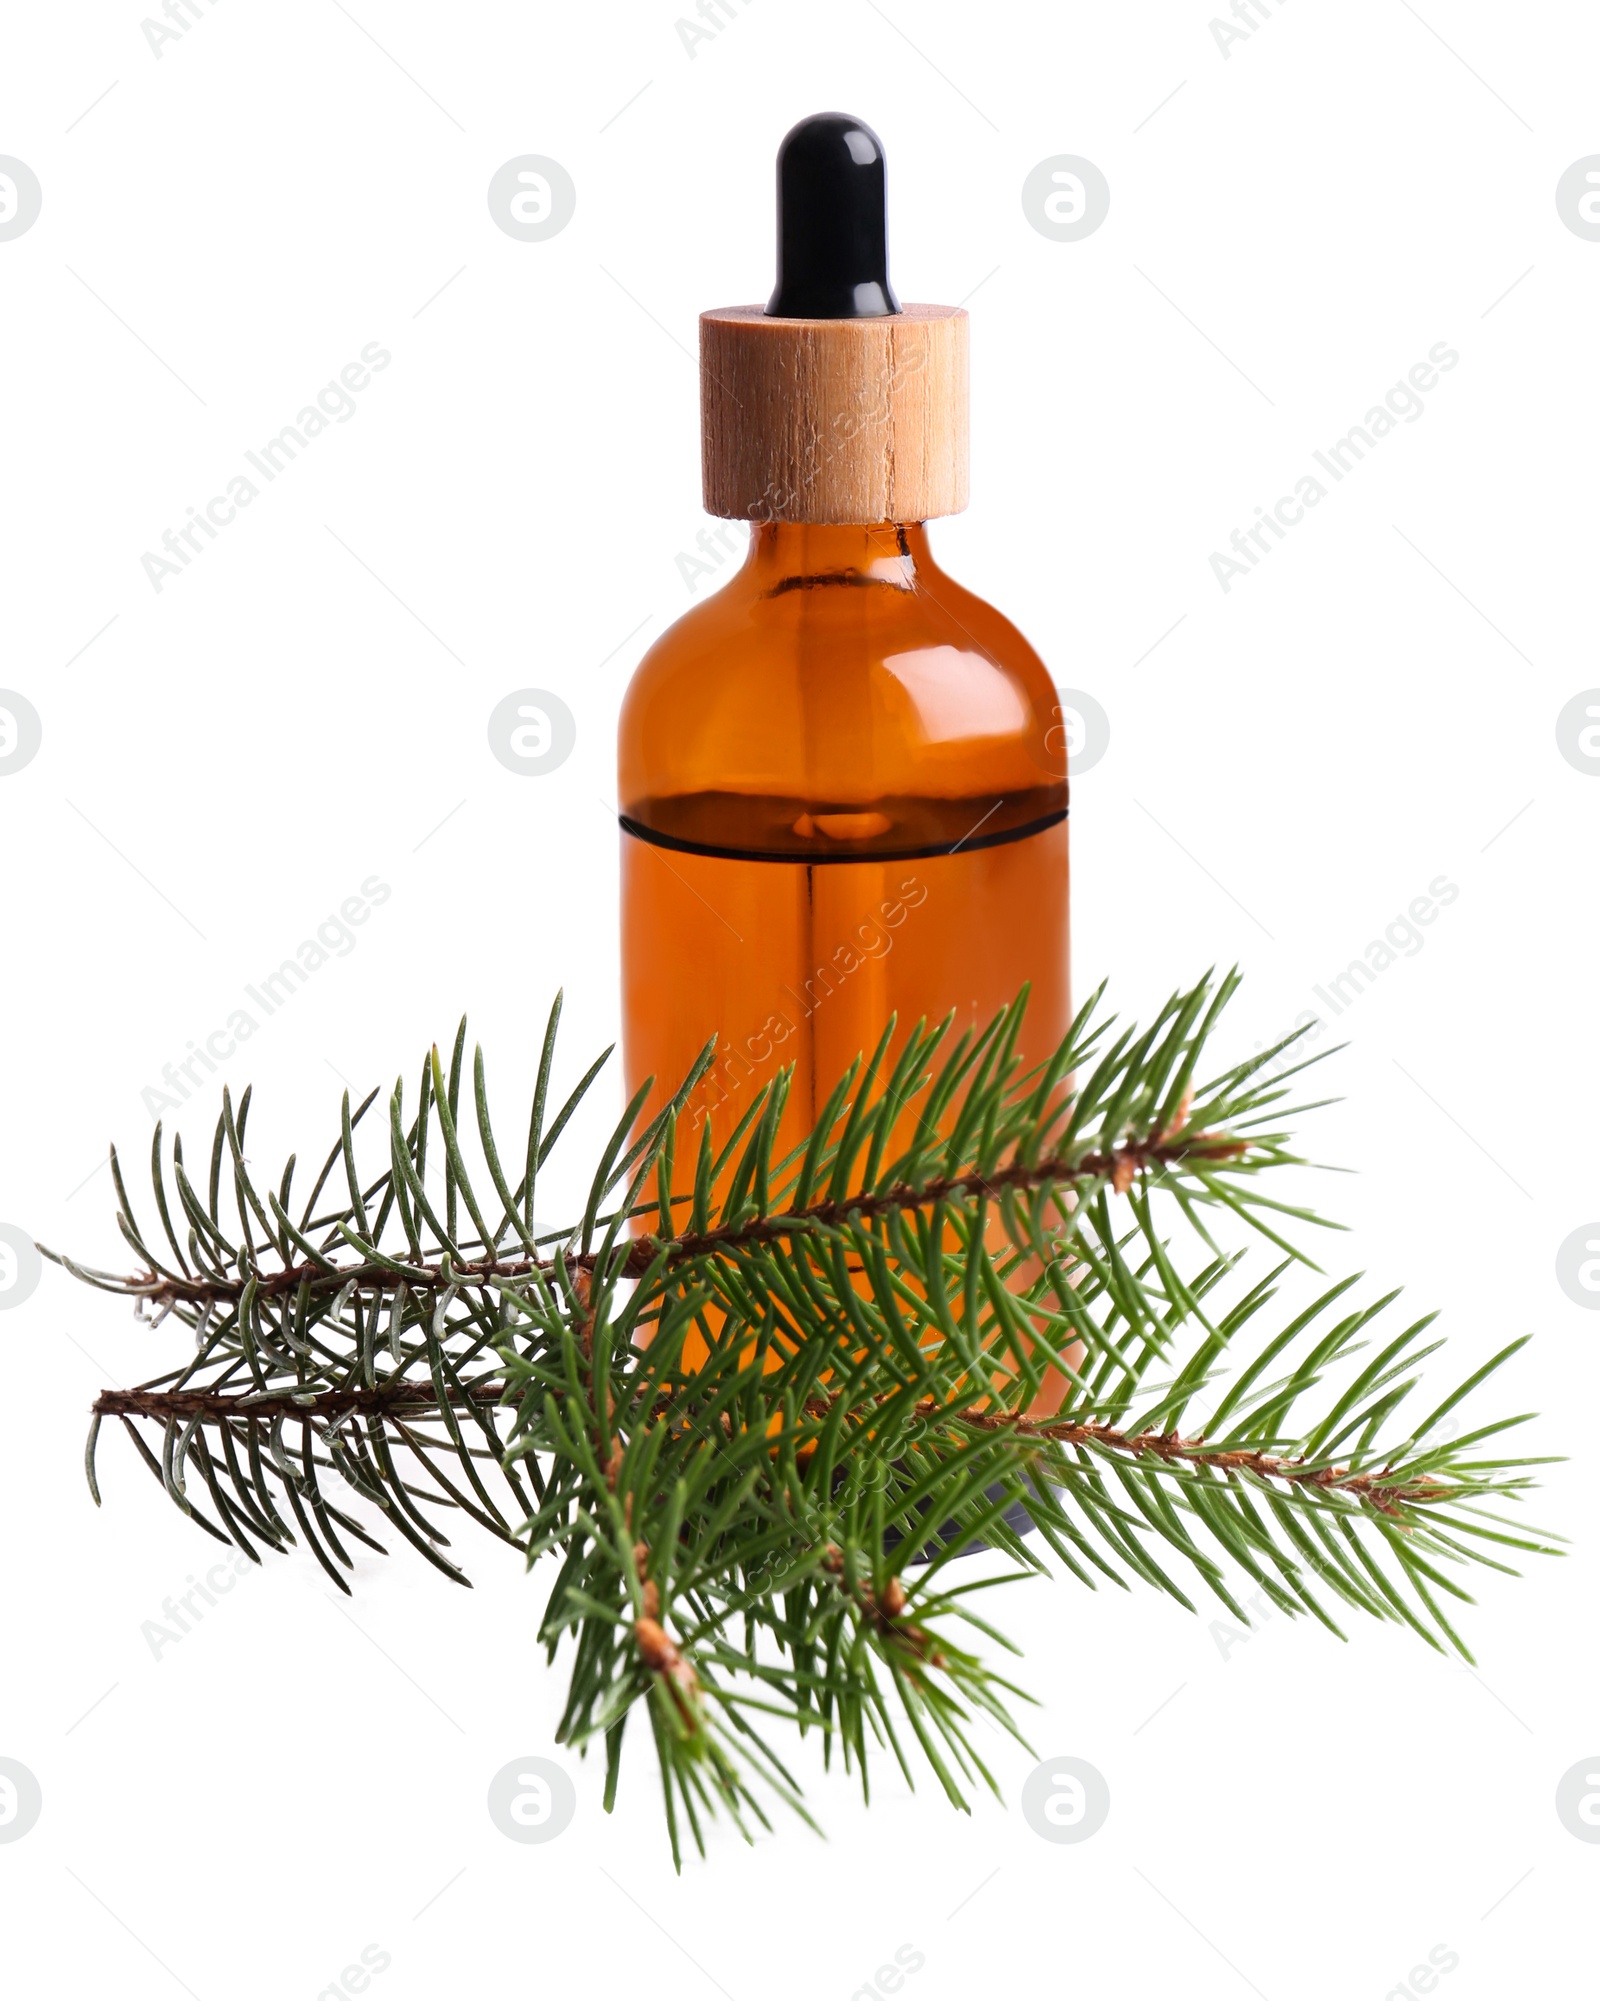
[700,114,969,526]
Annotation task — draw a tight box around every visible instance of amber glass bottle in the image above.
[619,521,1069,1180]
[618,114,1069,1194]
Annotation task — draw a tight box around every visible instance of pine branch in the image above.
[47,972,1558,1864]
[67,1128,1252,1315]
[84,1381,1459,1515]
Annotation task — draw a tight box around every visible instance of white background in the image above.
[2,1,1596,1994]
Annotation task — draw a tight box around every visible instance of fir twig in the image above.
[49,972,1557,1865]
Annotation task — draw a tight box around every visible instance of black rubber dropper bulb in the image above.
[766,112,901,320]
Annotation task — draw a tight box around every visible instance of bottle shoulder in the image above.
[618,559,1063,823]
[623,560,1052,700]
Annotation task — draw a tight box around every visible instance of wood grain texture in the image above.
[700,304,969,524]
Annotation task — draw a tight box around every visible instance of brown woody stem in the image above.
[89,1127,1252,1314]
[888,1398,1453,1516]
[93,1376,1447,1518]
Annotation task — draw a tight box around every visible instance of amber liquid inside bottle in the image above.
[618,522,1070,1187]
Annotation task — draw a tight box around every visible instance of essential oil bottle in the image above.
[618,112,1069,1176]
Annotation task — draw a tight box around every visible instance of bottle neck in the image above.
[742,520,933,588]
